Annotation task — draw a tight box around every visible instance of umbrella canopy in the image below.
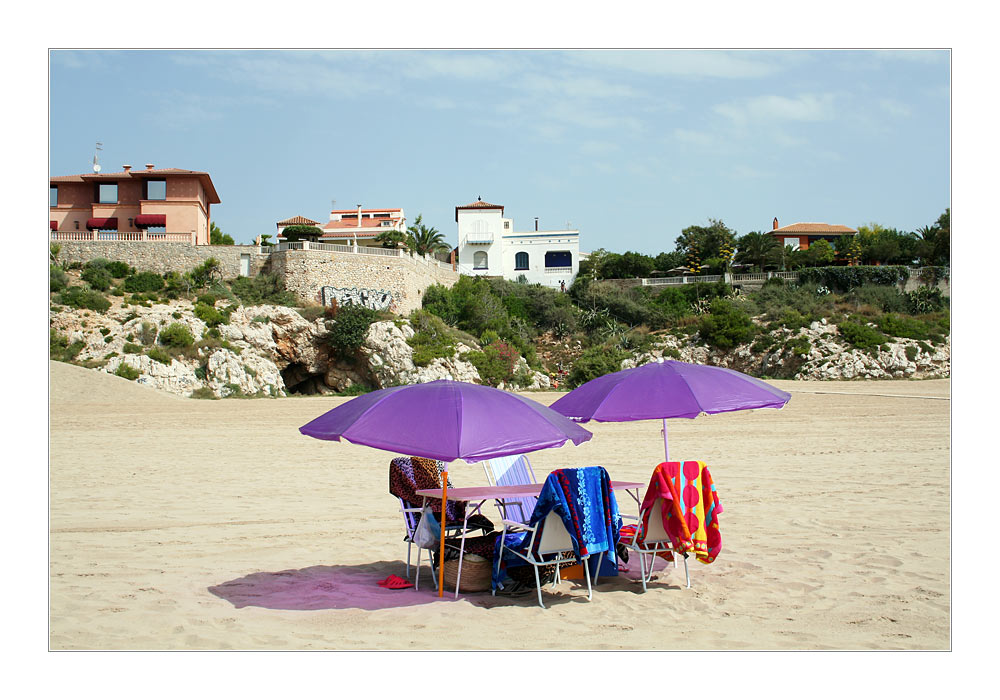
[549,359,790,461]
[550,359,790,422]
[300,379,593,462]
[300,379,593,598]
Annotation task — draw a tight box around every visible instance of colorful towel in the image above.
[388,456,466,523]
[638,461,723,564]
[492,466,622,590]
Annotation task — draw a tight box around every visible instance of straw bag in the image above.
[442,554,493,593]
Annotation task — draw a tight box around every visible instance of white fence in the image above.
[51,230,195,243]
[641,271,797,287]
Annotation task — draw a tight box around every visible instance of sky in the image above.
[48,49,950,254]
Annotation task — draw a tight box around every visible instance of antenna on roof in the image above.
[92,142,103,173]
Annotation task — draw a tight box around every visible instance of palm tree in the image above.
[406,214,450,257]
[734,231,781,271]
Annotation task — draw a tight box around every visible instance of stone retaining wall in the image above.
[268,249,459,314]
[53,241,265,278]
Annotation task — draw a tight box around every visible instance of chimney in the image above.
[145,164,155,171]
[534,217,539,232]
[122,164,132,173]
[773,217,779,230]
[357,204,363,228]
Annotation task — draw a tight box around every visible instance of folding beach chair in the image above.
[482,453,538,524]
[492,466,622,609]
[388,456,468,590]
[620,460,724,590]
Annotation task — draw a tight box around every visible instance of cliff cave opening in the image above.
[281,362,328,395]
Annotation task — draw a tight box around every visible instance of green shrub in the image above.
[798,265,910,292]
[191,258,222,288]
[905,345,919,361]
[229,274,298,306]
[906,286,947,314]
[194,302,228,327]
[106,260,131,278]
[408,309,457,366]
[123,271,165,293]
[839,320,888,350]
[324,304,379,358]
[50,330,84,362]
[122,342,142,354]
[80,267,112,292]
[846,284,909,314]
[338,383,375,396]
[568,345,629,388]
[697,298,757,349]
[58,286,111,312]
[147,347,172,364]
[464,340,523,387]
[50,265,69,292]
[918,341,933,354]
[877,314,930,340]
[115,363,140,380]
[197,293,219,306]
[421,283,460,324]
[138,321,157,345]
[190,387,217,399]
[158,323,195,348]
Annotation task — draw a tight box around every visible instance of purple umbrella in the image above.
[300,379,593,596]
[549,359,790,460]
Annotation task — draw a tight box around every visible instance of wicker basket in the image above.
[442,555,493,593]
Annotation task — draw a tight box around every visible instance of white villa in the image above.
[454,198,580,289]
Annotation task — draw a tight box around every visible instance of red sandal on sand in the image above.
[378,575,414,589]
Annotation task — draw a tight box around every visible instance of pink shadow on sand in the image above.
[208,562,461,611]
[209,556,678,612]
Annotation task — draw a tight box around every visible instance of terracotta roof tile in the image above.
[455,198,504,221]
[771,222,857,235]
[277,215,320,226]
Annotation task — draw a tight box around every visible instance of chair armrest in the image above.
[620,513,638,520]
[501,519,533,531]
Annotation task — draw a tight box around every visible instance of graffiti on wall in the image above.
[320,285,394,312]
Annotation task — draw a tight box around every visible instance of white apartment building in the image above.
[454,198,579,289]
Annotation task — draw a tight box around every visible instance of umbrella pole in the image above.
[662,418,669,462]
[438,468,448,598]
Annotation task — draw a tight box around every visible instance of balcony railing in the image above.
[544,266,573,274]
[463,233,494,245]
[50,230,195,243]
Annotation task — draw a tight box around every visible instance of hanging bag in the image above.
[413,507,441,549]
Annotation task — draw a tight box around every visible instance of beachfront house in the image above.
[768,217,857,251]
[50,164,220,244]
[318,205,407,247]
[455,197,580,289]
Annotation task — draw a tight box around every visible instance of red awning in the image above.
[86,217,118,230]
[50,220,57,230]
[134,214,166,228]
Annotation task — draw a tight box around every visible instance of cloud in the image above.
[562,50,796,80]
[714,93,837,124]
[879,98,912,118]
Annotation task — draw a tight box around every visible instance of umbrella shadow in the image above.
[208,561,465,612]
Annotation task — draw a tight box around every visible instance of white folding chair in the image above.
[482,454,538,523]
[398,499,464,591]
[494,512,605,609]
[621,497,690,590]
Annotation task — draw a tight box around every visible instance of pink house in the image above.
[50,164,221,244]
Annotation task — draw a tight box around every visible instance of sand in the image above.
[48,360,951,650]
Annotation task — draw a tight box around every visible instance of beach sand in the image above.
[48,360,950,650]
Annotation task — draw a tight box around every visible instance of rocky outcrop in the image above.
[625,317,950,381]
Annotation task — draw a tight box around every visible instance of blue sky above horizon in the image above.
[49,49,950,253]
